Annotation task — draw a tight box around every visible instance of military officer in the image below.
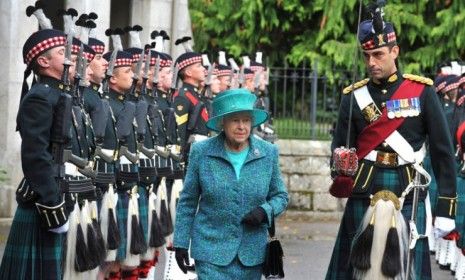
[172,48,209,160]
[326,5,456,280]
[217,51,233,92]
[0,5,70,278]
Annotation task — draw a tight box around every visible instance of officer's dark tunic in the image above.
[0,76,69,279]
[326,72,457,280]
[173,83,209,159]
[83,84,117,197]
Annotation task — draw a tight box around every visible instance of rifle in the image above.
[101,50,117,96]
[228,58,240,89]
[128,48,145,98]
[51,33,73,183]
[169,64,179,97]
[253,69,262,97]
[152,54,161,97]
[140,47,151,98]
[116,101,139,164]
[202,63,214,99]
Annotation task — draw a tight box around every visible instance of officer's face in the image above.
[68,54,78,84]
[89,54,108,84]
[222,112,252,148]
[185,62,206,83]
[363,45,399,81]
[111,66,134,93]
[218,75,231,91]
[158,67,172,91]
[84,65,93,86]
[35,46,66,80]
[244,77,254,92]
[210,75,221,94]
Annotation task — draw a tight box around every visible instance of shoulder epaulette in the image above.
[402,74,433,86]
[342,78,369,94]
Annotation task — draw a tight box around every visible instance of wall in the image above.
[276,139,345,213]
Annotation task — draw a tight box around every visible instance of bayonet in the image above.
[170,64,179,95]
[140,48,151,97]
[152,55,160,88]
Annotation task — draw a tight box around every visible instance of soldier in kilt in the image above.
[101,49,145,280]
[327,5,456,280]
[0,6,70,279]
[452,77,465,277]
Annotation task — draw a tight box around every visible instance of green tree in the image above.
[189,0,464,78]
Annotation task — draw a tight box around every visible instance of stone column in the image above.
[0,0,37,217]
[130,0,193,59]
[65,0,111,50]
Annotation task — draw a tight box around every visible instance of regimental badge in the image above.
[378,34,385,46]
[361,102,382,123]
[177,105,184,111]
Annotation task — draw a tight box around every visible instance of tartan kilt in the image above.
[423,154,438,212]
[456,176,465,249]
[0,206,65,279]
[116,191,130,261]
[138,183,149,242]
[326,168,431,280]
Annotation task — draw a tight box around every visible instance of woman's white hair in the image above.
[218,111,254,130]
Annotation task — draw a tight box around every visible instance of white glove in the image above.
[433,217,455,238]
[49,220,69,234]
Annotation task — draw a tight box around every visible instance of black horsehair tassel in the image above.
[86,215,100,270]
[381,214,401,277]
[92,216,106,264]
[149,209,166,248]
[107,207,120,250]
[130,199,148,255]
[75,216,91,272]
[160,199,173,237]
[350,211,375,270]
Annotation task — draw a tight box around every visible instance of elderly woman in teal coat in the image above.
[173,88,289,279]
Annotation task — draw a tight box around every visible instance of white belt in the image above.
[65,162,81,177]
[188,134,208,143]
[364,145,427,166]
[119,155,131,164]
[101,148,115,155]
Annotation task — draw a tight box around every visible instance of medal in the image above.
[386,100,395,119]
[393,99,401,118]
[400,98,409,118]
[413,97,421,116]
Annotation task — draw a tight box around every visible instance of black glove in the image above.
[175,247,189,274]
[241,207,267,227]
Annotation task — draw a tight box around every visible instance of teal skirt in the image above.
[0,206,65,279]
[195,256,262,280]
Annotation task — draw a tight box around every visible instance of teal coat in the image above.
[173,133,289,266]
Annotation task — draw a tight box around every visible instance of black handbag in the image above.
[263,216,285,279]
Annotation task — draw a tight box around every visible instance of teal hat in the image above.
[206,89,269,132]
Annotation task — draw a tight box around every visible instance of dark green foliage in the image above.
[189,0,463,79]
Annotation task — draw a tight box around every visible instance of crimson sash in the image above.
[356,80,425,159]
[456,122,465,153]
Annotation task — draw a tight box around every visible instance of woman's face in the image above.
[223,112,252,147]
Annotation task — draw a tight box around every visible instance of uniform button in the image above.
[381,89,387,94]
